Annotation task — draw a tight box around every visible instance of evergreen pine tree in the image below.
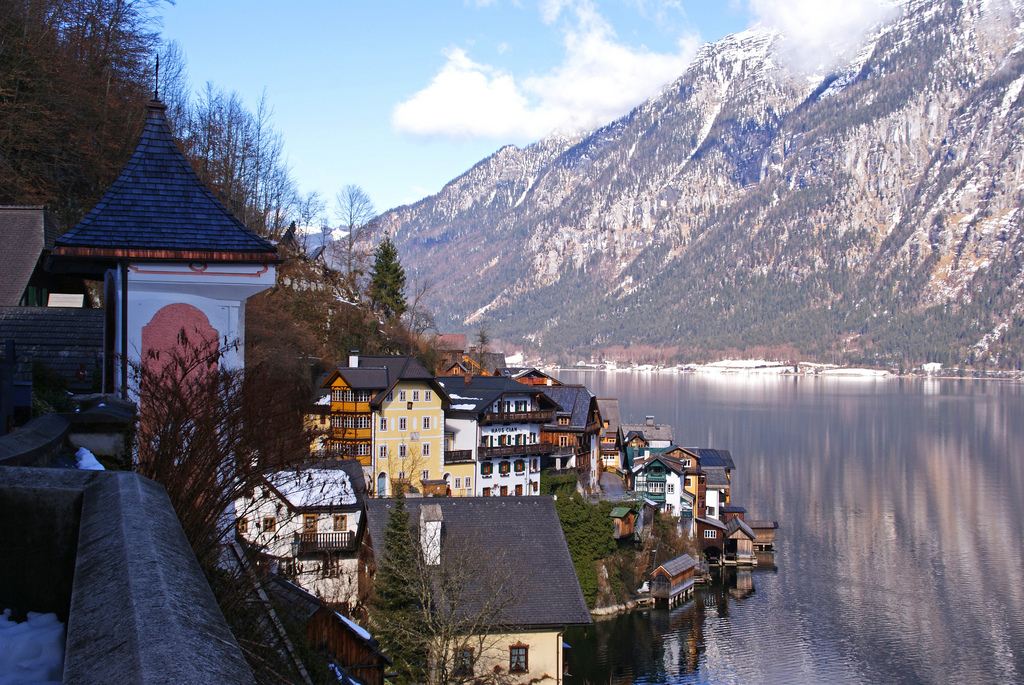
[370,487,427,682]
[369,238,408,321]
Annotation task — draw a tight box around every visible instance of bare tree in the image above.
[332,184,377,300]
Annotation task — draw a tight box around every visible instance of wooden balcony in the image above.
[480,410,554,425]
[297,531,356,554]
[478,443,553,459]
[444,449,474,464]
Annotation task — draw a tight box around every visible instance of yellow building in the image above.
[316,352,449,497]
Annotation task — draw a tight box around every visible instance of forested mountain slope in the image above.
[379,0,1024,368]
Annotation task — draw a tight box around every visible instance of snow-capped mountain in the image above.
[378,0,1024,367]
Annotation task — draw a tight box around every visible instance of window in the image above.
[425,390,432,402]
[454,477,462,489]
[465,476,471,490]
[356,390,371,402]
[331,389,343,402]
[398,471,406,480]
[515,484,522,495]
[685,477,691,487]
[334,514,347,531]
[648,482,665,493]
[399,444,407,458]
[422,416,430,430]
[422,442,430,458]
[356,443,370,456]
[331,415,343,428]
[412,390,420,402]
[514,459,525,473]
[481,462,493,477]
[509,645,528,673]
[422,469,429,481]
[237,517,248,533]
[559,436,569,447]
[667,484,675,494]
[399,390,407,402]
[499,461,510,475]
[558,417,569,426]
[454,648,473,677]
[343,389,355,402]
[482,487,491,496]
[531,481,538,493]
[263,516,276,533]
[379,445,388,460]
[386,391,394,402]
[379,417,387,431]
[704,529,717,539]
[304,514,317,531]
[357,415,371,429]
[399,417,407,431]
[683,459,692,467]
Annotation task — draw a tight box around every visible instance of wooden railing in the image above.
[444,449,474,464]
[478,443,552,458]
[481,410,554,425]
[297,531,356,554]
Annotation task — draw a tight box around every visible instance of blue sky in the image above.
[159,1,893,217]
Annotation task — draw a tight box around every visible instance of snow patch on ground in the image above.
[0,609,65,685]
[75,446,104,471]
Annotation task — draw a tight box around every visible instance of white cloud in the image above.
[746,0,901,72]
[392,0,700,142]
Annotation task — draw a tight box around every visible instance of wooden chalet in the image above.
[650,553,698,607]
[724,516,757,566]
[269,576,390,685]
[495,367,563,387]
[747,520,780,551]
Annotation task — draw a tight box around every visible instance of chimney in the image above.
[645,415,654,426]
[349,350,359,368]
[419,504,443,566]
[464,369,472,385]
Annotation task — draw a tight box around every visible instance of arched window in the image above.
[377,472,388,497]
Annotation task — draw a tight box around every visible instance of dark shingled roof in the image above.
[542,385,594,430]
[704,466,731,489]
[726,516,756,540]
[320,355,450,408]
[1,207,58,307]
[620,421,674,445]
[0,307,103,392]
[52,101,276,260]
[364,497,591,628]
[656,553,697,577]
[747,520,780,530]
[687,448,736,470]
[596,398,620,434]
[436,375,559,415]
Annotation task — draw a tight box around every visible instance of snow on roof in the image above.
[315,394,331,406]
[451,403,477,410]
[266,468,356,507]
[334,611,372,641]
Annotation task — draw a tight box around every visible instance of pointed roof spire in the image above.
[52,102,277,264]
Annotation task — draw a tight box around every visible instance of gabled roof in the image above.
[595,398,620,434]
[494,367,563,385]
[656,553,697,577]
[1,207,59,307]
[436,375,560,415]
[686,448,735,470]
[726,516,756,540]
[364,497,591,628]
[747,520,780,530]
[609,506,633,519]
[0,307,103,392]
[542,385,595,430]
[620,421,674,445]
[696,516,727,530]
[51,101,277,263]
[321,355,450,408]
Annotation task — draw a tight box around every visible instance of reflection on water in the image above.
[559,372,1024,684]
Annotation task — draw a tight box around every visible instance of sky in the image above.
[159,0,897,218]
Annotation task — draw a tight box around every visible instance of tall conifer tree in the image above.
[369,237,408,321]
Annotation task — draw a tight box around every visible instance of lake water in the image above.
[557,370,1024,685]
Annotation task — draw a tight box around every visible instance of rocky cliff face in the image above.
[379,0,1024,367]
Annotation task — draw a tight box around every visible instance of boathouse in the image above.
[747,520,779,551]
[724,516,756,566]
[650,553,697,607]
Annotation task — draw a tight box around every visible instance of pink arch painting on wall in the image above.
[141,303,220,378]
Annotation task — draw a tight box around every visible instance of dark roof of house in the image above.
[686,448,735,470]
[696,516,727,530]
[436,334,466,351]
[747,520,780,530]
[364,497,591,628]
[436,375,559,415]
[1,207,59,307]
[473,351,506,375]
[0,307,103,391]
[321,355,449,408]
[494,367,562,384]
[656,553,697,577]
[721,505,746,514]
[51,101,277,262]
[726,516,756,540]
[620,422,674,444]
[542,385,594,430]
[704,467,731,489]
[595,398,620,434]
